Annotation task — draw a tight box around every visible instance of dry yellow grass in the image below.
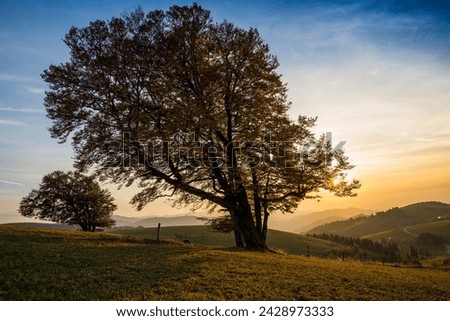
[1,226,449,300]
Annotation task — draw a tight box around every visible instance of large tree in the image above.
[19,171,116,231]
[42,4,359,250]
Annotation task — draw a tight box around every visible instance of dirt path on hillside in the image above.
[402,226,418,237]
[403,226,450,254]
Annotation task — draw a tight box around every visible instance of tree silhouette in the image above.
[417,232,444,246]
[409,244,419,258]
[19,171,116,231]
[42,4,359,249]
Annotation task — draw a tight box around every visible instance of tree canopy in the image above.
[19,171,116,231]
[42,4,359,249]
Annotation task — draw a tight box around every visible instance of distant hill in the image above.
[1,222,77,230]
[3,215,205,230]
[270,207,372,233]
[5,207,370,232]
[307,201,450,237]
[113,214,205,228]
[112,215,143,227]
[113,208,372,232]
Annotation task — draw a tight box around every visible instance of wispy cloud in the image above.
[0,179,24,186]
[0,119,25,126]
[0,73,33,82]
[0,107,45,114]
[24,86,46,94]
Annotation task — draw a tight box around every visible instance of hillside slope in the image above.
[363,220,450,255]
[1,226,449,300]
[112,225,353,257]
[308,202,450,237]
[365,221,450,244]
[270,207,372,233]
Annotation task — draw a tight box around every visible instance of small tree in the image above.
[409,244,419,258]
[19,171,116,231]
[417,232,444,246]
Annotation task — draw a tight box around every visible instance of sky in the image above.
[0,0,449,223]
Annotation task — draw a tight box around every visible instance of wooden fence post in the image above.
[157,223,161,242]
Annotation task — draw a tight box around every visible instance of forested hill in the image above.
[307,202,450,237]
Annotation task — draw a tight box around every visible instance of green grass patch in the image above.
[408,221,450,243]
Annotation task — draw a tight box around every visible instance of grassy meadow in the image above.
[1,226,449,300]
[111,225,352,257]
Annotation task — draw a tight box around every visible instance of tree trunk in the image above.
[233,229,245,248]
[251,169,262,236]
[261,175,271,241]
[231,206,268,251]
[229,209,245,248]
[261,204,269,241]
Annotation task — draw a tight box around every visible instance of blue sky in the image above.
[1,0,449,222]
